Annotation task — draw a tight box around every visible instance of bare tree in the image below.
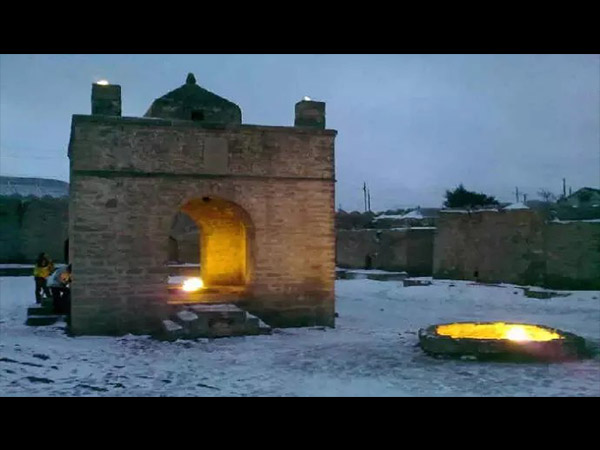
[537,189,557,203]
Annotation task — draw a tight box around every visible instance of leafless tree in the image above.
[537,189,557,203]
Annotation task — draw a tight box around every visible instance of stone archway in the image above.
[179,196,254,288]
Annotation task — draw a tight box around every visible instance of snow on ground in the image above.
[1,276,599,397]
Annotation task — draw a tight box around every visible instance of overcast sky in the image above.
[1,54,598,210]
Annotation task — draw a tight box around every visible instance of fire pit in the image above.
[418,322,590,362]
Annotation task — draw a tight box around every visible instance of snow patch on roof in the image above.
[375,209,424,221]
[504,202,530,210]
[373,214,404,221]
[401,209,424,219]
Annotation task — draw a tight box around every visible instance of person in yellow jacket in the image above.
[33,253,54,304]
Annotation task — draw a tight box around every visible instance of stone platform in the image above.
[157,303,271,340]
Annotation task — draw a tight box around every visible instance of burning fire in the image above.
[436,322,562,342]
[181,277,204,292]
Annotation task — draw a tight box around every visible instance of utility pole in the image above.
[363,182,367,212]
[367,188,371,212]
[515,187,520,203]
[523,193,527,203]
[562,178,566,198]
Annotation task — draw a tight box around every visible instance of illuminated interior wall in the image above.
[169,212,200,264]
[181,197,252,286]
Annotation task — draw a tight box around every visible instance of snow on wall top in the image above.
[551,218,600,224]
[0,176,69,198]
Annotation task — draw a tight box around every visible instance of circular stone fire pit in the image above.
[418,322,590,362]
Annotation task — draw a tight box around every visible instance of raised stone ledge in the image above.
[71,114,338,136]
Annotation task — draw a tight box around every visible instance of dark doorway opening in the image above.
[191,110,205,121]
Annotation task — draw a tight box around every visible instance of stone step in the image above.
[27,305,55,316]
[26,315,63,326]
[246,313,272,335]
[41,299,54,309]
[188,304,247,324]
[159,319,185,341]
[159,303,272,340]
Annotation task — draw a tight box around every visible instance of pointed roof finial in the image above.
[186,73,196,85]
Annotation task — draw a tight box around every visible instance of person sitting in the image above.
[33,253,54,304]
[48,264,71,316]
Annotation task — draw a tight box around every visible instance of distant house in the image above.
[373,207,439,228]
[559,187,600,208]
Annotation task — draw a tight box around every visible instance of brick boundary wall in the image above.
[0,196,68,264]
[432,210,600,290]
[336,228,435,276]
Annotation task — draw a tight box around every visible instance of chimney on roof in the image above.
[294,98,325,129]
[91,82,121,116]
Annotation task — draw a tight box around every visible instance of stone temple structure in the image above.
[68,73,337,336]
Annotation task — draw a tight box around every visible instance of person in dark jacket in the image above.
[33,253,54,303]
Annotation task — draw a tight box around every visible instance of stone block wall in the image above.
[433,210,546,286]
[336,228,435,276]
[433,210,600,289]
[68,115,336,335]
[0,196,68,263]
[544,221,600,289]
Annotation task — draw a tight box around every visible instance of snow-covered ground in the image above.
[1,276,599,396]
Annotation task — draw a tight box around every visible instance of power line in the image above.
[1,154,67,160]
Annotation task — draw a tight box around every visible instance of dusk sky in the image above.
[1,54,598,210]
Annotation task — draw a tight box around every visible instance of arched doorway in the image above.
[170,196,254,294]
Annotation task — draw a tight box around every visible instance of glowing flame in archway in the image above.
[182,277,204,292]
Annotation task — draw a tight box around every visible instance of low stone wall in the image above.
[433,210,600,290]
[336,228,435,276]
[0,196,69,263]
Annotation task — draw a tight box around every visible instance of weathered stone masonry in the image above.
[68,76,337,336]
[0,196,68,263]
[336,228,435,275]
[433,210,600,289]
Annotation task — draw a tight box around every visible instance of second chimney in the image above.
[92,83,121,116]
[294,99,325,129]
